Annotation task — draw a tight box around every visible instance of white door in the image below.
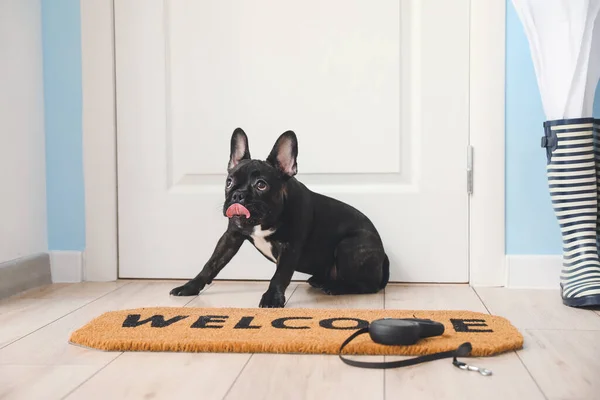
[115,0,470,282]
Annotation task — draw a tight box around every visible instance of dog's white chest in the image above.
[251,226,276,262]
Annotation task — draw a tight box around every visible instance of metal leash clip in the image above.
[452,359,493,376]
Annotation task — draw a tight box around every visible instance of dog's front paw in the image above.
[259,290,285,308]
[170,282,204,296]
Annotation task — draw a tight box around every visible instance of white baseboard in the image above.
[50,251,84,283]
[505,255,562,289]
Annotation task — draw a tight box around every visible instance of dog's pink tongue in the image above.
[226,203,250,219]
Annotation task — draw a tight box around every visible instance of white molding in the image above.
[468,0,506,286]
[80,0,118,281]
[80,0,507,284]
[50,251,84,283]
[506,255,562,289]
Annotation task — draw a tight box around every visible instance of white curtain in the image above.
[512,0,600,120]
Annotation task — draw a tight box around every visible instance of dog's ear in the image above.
[267,130,298,177]
[228,128,251,170]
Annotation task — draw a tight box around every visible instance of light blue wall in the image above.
[38,0,600,255]
[41,0,85,251]
[505,0,600,254]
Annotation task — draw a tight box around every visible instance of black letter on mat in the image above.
[319,318,369,330]
[271,317,312,329]
[122,314,188,328]
[234,316,261,329]
[450,319,493,333]
[191,315,229,328]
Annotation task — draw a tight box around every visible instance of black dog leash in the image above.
[338,320,492,375]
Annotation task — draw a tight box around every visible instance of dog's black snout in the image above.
[232,191,246,203]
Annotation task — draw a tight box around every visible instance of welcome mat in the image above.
[69,307,523,357]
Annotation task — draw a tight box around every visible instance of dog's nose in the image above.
[232,191,245,203]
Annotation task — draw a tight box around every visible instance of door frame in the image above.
[81,0,506,286]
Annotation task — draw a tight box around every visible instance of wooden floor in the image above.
[1,280,599,400]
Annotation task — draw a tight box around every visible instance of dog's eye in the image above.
[226,178,233,189]
[256,180,268,191]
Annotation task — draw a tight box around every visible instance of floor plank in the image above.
[225,283,385,400]
[384,285,545,400]
[225,353,384,400]
[285,282,384,309]
[65,353,250,400]
[0,282,125,348]
[517,329,600,400]
[0,282,111,303]
[0,365,99,400]
[186,280,298,308]
[475,288,600,330]
[0,281,191,365]
[385,351,545,400]
[384,284,488,312]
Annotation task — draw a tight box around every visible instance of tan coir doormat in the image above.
[69,307,523,357]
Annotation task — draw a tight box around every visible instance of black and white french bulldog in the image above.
[170,128,389,308]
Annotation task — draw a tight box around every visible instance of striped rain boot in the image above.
[596,118,600,260]
[542,118,600,307]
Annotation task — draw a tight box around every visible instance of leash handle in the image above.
[338,328,475,370]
